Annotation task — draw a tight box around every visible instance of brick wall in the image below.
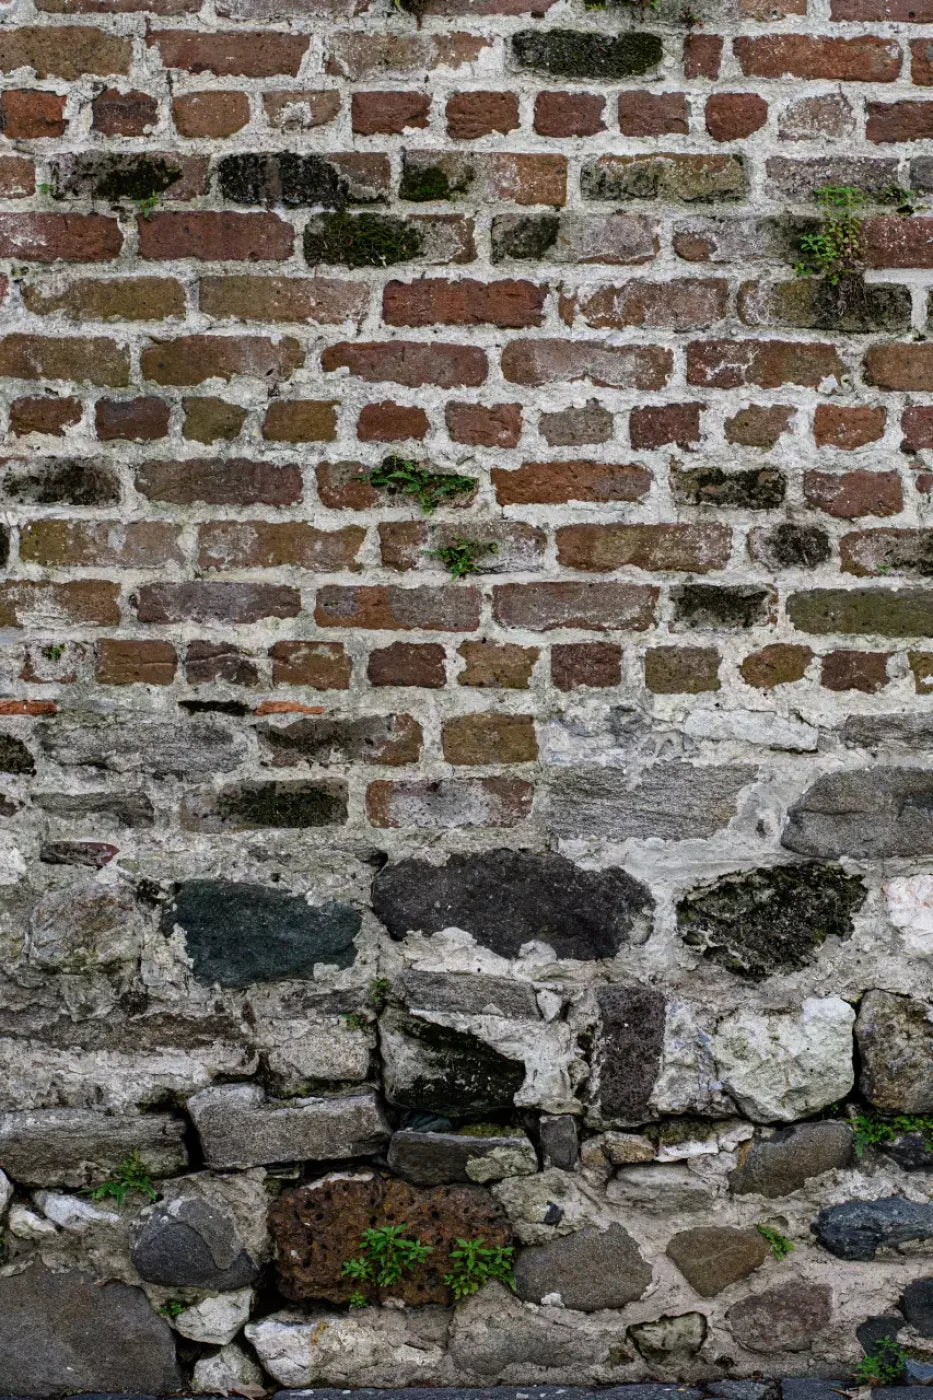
[1,0,933,1390]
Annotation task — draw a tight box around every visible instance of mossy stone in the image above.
[304,212,423,268]
[0,735,34,775]
[674,465,786,510]
[215,780,347,828]
[512,28,663,79]
[217,153,347,207]
[491,214,560,262]
[381,1007,525,1116]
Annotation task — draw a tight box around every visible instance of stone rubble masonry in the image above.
[1,0,933,1392]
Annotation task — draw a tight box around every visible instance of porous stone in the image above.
[540,1115,579,1170]
[712,996,855,1122]
[0,1264,181,1394]
[164,879,361,987]
[783,770,933,858]
[371,849,653,959]
[813,1196,933,1260]
[131,1191,260,1288]
[729,1121,855,1197]
[666,1226,769,1297]
[677,862,866,981]
[727,1283,832,1352]
[388,1129,538,1185]
[856,990,933,1114]
[380,1008,526,1116]
[591,985,666,1123]
[513,1223,652,1310]
[269,1171,511,1306]
[901,1279,933,1337]
[0,1107,187,1188]
[27,882,142,970]
[188,1083,389,1168]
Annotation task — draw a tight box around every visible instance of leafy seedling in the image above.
[756,1224,794,1260]
[368,457,475,514]
[443,1238,515,1300]
[342,1224,434,1294]
[430,538,497,579]
[855,1337,909,1387]
[83,1152,158,1209]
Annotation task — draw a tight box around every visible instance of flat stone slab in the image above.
[275,1390,707,1400]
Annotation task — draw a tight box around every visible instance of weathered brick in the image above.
[0,335,129,386]
[182,398,247,444]
[534,92,605,138]
[325,32,491,81]
[0,27,132,79]
[401,151,566,207]
[492,582,657,632]
[198,521,363,571]
[271,640,352,689]
[186,640,259,687]
[511,30,663,80]
[138,212,293,261]
[352,91,429,136]
[688,339,845,388]
[741,643,812,688]
[909,652,933,693]
[446,92,519,139]
[358,402,429,442]
[821,650,892,692]
[9,395,81,437]
[814,405,886,449]
[787,589,933,636]
[671,584,776,630]
[0,89,66,138]
[618,92,689,137]
[316,585,480,632]
[446,401,522,448]
[675,465,785,510]
[779,95,855,143]
[173,91,250,138]
[724,403,794,447]
[95,397,169,442]
[861,218,933,269]
[0,581,120,628]
[569,279,727,331]
[738,278,910,334]
[0,157,33,198]
[630,402,702,449]
[141,335,302,385]
[262,400,338,443]
[137,458,302,507]
[322,340,486,388]
[492,212,658,266]
[3,458,120,507]
[96,640,177,687]
[440,709,538,768]
[684,34,722,80]
[540,401,612,447]
[92,89,158,136]
[734,35,901,83]
[645,646,721,694]
[493,460,651,506]
[366,776,532,828]
[200,275,368,324]
[264,90,341,130]
[502,339,672,389]
[705,93,768,142]
[135,582,301,624]
[552,641,622,691]
[148,30,309,77]
[902,405,933,450]
[259,713,422,768]
[22,277,184,321]
[457,640,537,689]
[583,153,747,204]
[368,642,445,688]
[557,523,731,574]
[840,529,933,577]
[383,278,546,329]
[0,213,121,262]
[803,470,903,518]
[20,520,180,568]
[867,102,933,144]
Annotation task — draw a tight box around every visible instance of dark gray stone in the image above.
[0,1265,180,1395]
[672,584,775,629]
[729,1122,854,1197]
[188,1084,389,1169]
[812,1196,933,1260]
[550,762,757,841]
[781,1383,849,1400]
[883,1133,933,1172]
[131,1196,258,1288]
[539,1114,579,1170]
[32,789,155,827]
[678,862,865,981]
[901,1279,933,1338]
[593,985,666,1122]
[0,1108,187,1189]
[858,1315,903,1351]
[397,970,540,1020]
[164,880,361,988]
[275,1390,703,1400]
[380,1008,525,1116]
[371,849,653,960]
[782,770,933,859]
[387,1129,536,1185]
[514,1223,652,1310]
[843,715,933,752]
[856,991,933,1114]
[709,1384,778,1400]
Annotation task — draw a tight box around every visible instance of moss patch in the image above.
[512,28,663,78]
[304,212,424,268]
[491,214,560,261]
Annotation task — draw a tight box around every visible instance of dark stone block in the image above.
[0,735,34,775]
[131,1197,258,1288]
[858,1315,904,1351]
[783,770,933,859]
[672,583,775,629]
[218,153,347,207]
[674,465,786,510]
[902,1279,933,1338]
[593,984,665,1122]
[813,1196,933,1260]
[1,458,120,506]
[381,1007,525,1115]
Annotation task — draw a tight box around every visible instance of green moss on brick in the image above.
[512,28,663,79]
[304,212,424,268]
[93,157,181,203]
[491,214,560,262]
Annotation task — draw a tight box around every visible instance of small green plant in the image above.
[368,457,475,514]
[159,1299,186,1319]
[137,193,160,221]
[851,1109,933,1157]
[42,643,66,662]
[369,976,391,1011]
[348,1290,367,1308]
[342,1224,433,1293]
[430,538,497,579]
[344,1012,366,1031]
[795,185,865,285]
[443,1238,515,1300]
[854,1337,909,1387]
[756,1224,794,1260]
[83,1152,158,1208]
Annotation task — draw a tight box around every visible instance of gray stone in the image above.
[388,1129,537,1185]
[856,990,933,1114]
[781,1382,849,1400]
[902,1279,933,1337]
[710,1384,778,1400]
[32,789,155,826]
[189,1083,389,1169]
[539,1115,579,1170]
[628,1312,707,1364]
[550,763,757,841]
[380,1008,526,1116]
[0,1107,187,1188]
[0,1264,181,1394]
[38,716,247,776]
[728,1282,833,1353]
[165,879,361,988]
[371,849,653,960]
[843,714,933,751]
[729,1121,855,1197]
[131,1193,259,1288]
[666,1226,769,1297]
[857,1315,903,1352]
[513,1223,651,1310]
[592,985,665,1123]
[713,996,855,1122]
[782,770,933,859]
[883,1133,933,1172]
[677,863,865,981]
[278,1392,702,1400]
[27,883,142,971]
[398,970,540,1020]
[813,1196,933,1260]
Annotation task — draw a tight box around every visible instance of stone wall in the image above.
[0,0,933,1389]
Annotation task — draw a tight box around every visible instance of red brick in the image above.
[687,339,844,388]
[446,91,518,139]
[141,335,302,386]
[358,402,429,442]
[814,404,885,449]
[912,40,933,86]
[862,218,933,268]
[446,401,522,448]
[534,92,604,138]
[20,520,181,568]
[186,640,258,687]
[92,88,157,136]
[839,528,933,577]
[502,339,672,390]
[644,646,721,694]
[0,581,120,628]
[262,400,338,443]
[95,396,169,442]
[0,335,129,386]
[321,341,487,389]
[552,641,622,691]
[10,395,81,436]
[835,0,933,19]
[570,279,727,331]
[867,101,933,143]
[200,275,368,324]
[366,776,532,829]
[96,639,177,686]
[137,458,302,507]
[264,90,341,130]
[804,470,903,518]
[733,35,901,83]
[352,91,429,136]
[135,582,300,624]
[198,521,363,571]
[316,585,480,632]
[368,642,446,688]
[618,92,688,137]
[492,582,657,632]
[741,642,812,688]
[902,405,933,450]
[865,343,933,391]
[0,213,121,262]
[0,27,132,79]
[457,641,537,688]
[173,90,250,137]
[0,90,65,138]
[23,277,184,321]
[138,211,292,262]
[148,30,308,77]
[821,649,891,693]
[556,523,732,574]
[493,460,651,506]
[630,402,702,449]
[724,404,795,447]
[271,640,351,689]
[706,93,768,141]
[383,278,545,330]
[0,158,34,198]
[684,34,723,80]
[442,713,537,765]
[316,462,379,510]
